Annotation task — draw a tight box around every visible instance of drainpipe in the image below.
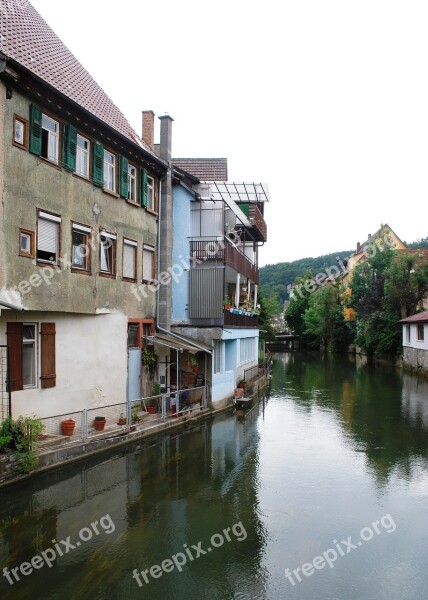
[0,300,25,311]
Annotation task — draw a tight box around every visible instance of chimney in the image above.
[159,114,174,162]
[356,242,361,254]
[142,110,155,150]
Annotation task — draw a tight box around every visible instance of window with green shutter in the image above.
[62,123,77,171]
[29,103,42,156]
[93,141,104,187]
[140,168,148,207]
[118,155,129,198]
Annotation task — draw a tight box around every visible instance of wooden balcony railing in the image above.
[247,204,267,241]
[189,239,259,283]
[224,310,259,328]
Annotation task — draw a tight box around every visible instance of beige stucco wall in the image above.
[0,311,128,418]
[0,83,157,319]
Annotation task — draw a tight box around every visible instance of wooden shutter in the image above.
[92,141,104,187]
[29,103,42,156]
[140,168,148,207]
[62,123,77,171]
[41,323,56,388]
[6,322,23,392]
[118,155,129,198]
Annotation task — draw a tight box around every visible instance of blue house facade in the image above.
[169,163,269,406]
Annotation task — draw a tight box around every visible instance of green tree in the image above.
[303,284,351,351]
[284,273,313,340]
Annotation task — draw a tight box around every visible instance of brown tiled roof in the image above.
[398,249,428,260]
[0,0,156,156]
[399,311,428,324]
[172,158,228,181]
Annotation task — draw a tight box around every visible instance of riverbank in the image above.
[0,372,269,488]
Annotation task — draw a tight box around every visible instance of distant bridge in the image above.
[266,332,300,352]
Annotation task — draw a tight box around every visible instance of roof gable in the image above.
[0,0,156,156]
[172,158,228,182]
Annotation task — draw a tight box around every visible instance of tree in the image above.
[303,284,351,351]
[284,273,313,341]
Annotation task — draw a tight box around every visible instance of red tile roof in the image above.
[399,311,428,324]
[0,0,156,156]
[172,158,228,181]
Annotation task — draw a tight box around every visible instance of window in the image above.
[103,150,116,192]
[6,322,56,391]
[417,324,425,341]
[22,324,36,388]
[213,340,222,374]
[19,229,35,258]
[128,165,137,202]
[100,232,116,275]
[75,134,90,178]
[240,337,256,363]
[41,113,59,164]
[406,324,411,344]
[13,115,28,149]
[143,245,155,281]
[123,239,137,280]
[147,176,155,211]
[37,211,61,264]
[71,223,91,271]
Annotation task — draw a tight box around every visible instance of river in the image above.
[1,352,427,600]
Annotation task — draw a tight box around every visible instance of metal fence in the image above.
[0,346,11,422]
[38,386,207,450]
[244,364,259,383]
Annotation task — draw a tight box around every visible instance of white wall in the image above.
[0,310,128,418]
[402,323,428,351]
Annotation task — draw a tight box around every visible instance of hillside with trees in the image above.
[260,250,352,302]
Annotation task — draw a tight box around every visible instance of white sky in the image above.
[30,0,428,266]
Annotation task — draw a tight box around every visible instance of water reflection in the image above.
[280,352,428,486]
[0,407,269,600]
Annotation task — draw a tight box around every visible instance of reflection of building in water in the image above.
[401,374,428,429]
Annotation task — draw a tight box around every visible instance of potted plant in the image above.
[132,413,141,424]
[146,397,158,414]
[223,296,231,310]
[94,416,106,431]
[237,377,245,389]
[61,419,76,436]
[189,357,199,373]
[141,347,157,369]
[117,412,126,425]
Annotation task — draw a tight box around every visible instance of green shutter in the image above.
[140,168,148,207]
[119,155,129,198]
[29,103,42,156]
[93,141,104,187]
[62,123,77,171]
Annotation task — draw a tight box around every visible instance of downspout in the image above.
[0,300,25,311]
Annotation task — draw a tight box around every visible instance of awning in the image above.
[143,332,212,354]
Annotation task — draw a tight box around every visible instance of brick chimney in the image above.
[142,110,155,150]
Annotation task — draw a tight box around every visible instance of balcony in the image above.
[190,239,259,283]
[236,204,267,242]
[224,309,259,328]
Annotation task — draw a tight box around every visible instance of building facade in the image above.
[400,311,428,374]
[0,0,165,419]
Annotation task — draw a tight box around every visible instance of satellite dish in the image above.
[224,209,236,233]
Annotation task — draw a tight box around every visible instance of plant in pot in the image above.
[223,296,231,310]
[189,357,199,373]
[94,416,106,431]
[117,412,126,426]
[61,418,76,436]
[146,397,158,414]
[237,377,245,389]
[141,347,157,370]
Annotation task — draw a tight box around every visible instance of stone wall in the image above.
[403,347,428,375]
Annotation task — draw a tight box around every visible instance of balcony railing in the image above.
[224,310,259,327]
[247,204,267,241]
[190,238,259,283]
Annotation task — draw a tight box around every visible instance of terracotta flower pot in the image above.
[147,406,157,414]
[94,417,106,431]
[235,388,244,398]
[61,419,76,436]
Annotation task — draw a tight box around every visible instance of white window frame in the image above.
[75,133,90,178]
[100,232,116,275]
[128,164,137,203]
[14,116,26,147]
[72,223,91,270]
[143,245,155,282]
[147,176,155,211]
[103,150,116,192]
[37,211,61,264]
[22,323,37,389]
[123,239,137,280]
[240,337,255,364]
[417,323,425,341]
[41,113,59,164]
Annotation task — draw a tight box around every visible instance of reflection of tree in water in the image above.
[280,352,428,485]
